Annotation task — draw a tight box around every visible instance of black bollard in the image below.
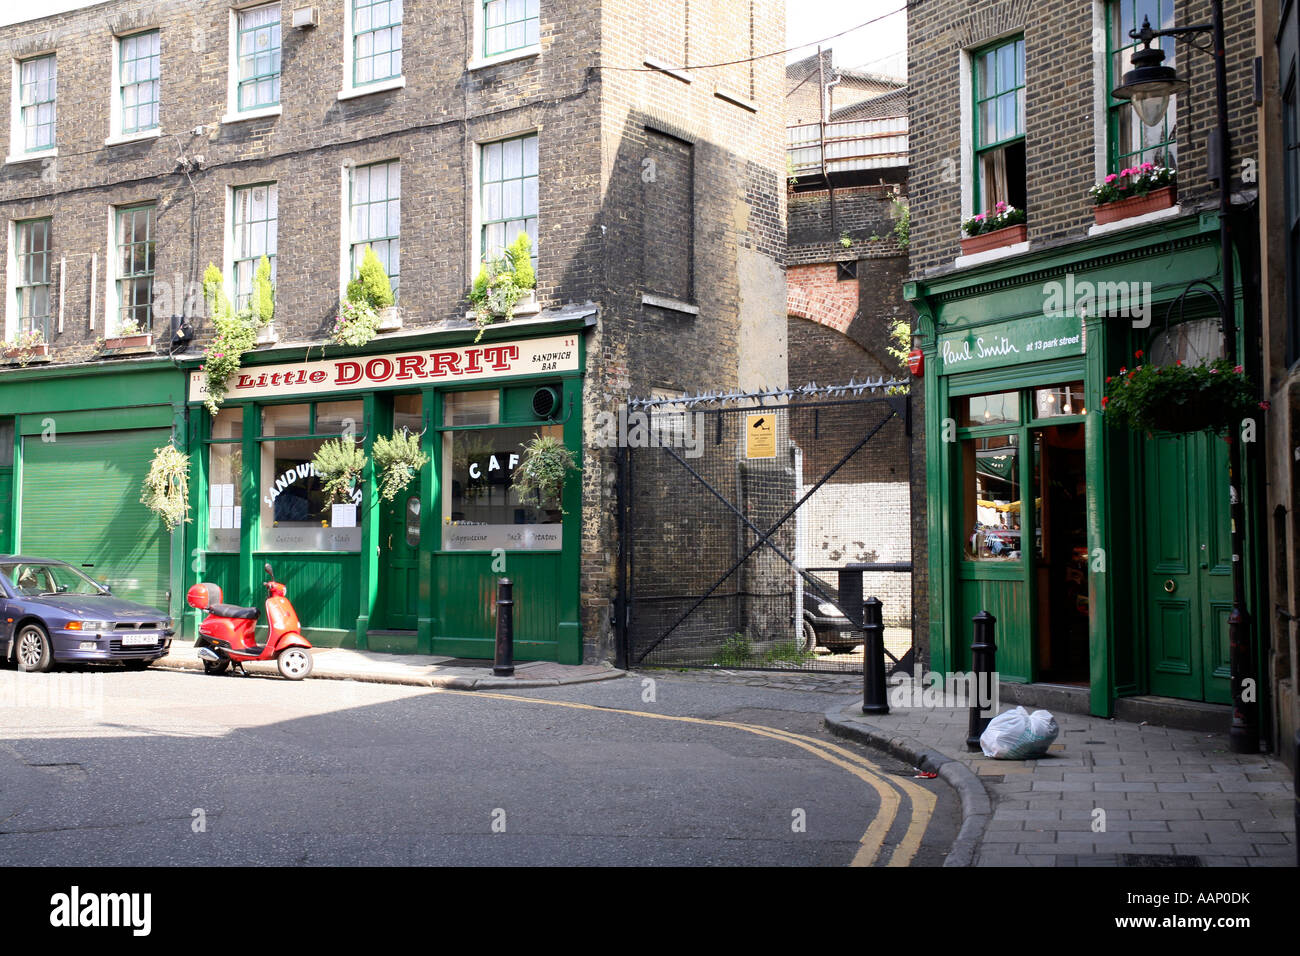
[494,577,515,677]
[966,611,997,751]
[861,597,889,714]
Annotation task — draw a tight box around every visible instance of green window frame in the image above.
[18,55,56,153]
[114,203,155,335]
[13,218,52,341]
[971,35,1025,216]
[480,133,538,269]
[236,3,281,111]
[1106,0,1177,172]
[352,0,402,86]
[349,160,401,298]
[484,0,540,58]
[232,182,278,311]
[119,30,160,135]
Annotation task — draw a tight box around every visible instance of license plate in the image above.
[121,635,157,646]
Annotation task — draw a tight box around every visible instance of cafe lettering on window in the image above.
[190,335,580,401]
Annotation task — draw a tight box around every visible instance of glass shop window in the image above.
[961,435,1022,561]
[1033,381,1085,419]
[206,408,243,553]
[956,391,1020,427]
[259,401,366,552]
[441,390,563,551]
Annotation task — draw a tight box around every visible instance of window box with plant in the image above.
[960,202,1027,256]
[1090,163,1177,225]
[1101,352,1261,434]
[103,316,151,350]
[334,246,396,347]
[467,233,537,343]
[200,258,274,416]
[3,327,49,364]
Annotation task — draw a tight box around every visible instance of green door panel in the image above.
[380,489,421,629]
[434,551,563,660]
[20,429,171,611]
[955,573,1032,681]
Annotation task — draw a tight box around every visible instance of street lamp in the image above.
[1111,6,1259,754]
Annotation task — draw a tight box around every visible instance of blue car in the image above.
[0,556,174,672]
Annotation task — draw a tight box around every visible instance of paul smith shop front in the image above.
[907,213,1265,717]
[184,322,586,662]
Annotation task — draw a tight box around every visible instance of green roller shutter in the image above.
[19,428,172,611]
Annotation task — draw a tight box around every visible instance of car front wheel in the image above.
[15,624,52,673]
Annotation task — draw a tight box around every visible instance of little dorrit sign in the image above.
[937,315,1084,375]
[190,335,580,402]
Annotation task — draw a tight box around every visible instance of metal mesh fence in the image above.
[624,395,913,673]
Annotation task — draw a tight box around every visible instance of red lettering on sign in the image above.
[236,374,255,388]
[309,370,327,384]
[430,351,461,377]
[336,362,362,385]
[365,358,394,382]
[396,355,426,380]
[481,345,518,371]
[462,349,483,374]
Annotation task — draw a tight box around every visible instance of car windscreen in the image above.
[1,562,107,597]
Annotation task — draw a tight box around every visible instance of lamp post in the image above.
[1112,6,1258,754]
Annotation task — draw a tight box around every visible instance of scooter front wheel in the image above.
[203,658,230,676]
[276,647,313,680]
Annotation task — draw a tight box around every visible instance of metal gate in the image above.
[618,383,914,674]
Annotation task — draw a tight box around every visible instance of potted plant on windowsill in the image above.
[1090,163,1177,225]
[467,233,537,343]
[200,262,272,416]
[340,246,399,340]
[1101,351,1261,434]
[4,328,50,365]
[103,316,152,350]
[960,202,1027,256]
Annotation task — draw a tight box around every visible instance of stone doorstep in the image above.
[994,680,1231,733]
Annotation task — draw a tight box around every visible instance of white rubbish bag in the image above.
[979,706,1060,759]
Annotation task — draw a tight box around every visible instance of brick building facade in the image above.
[905,1,1271,732]
[0,0,786,665]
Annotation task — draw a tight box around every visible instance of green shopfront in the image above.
[183,320,587,663]
[0,361,188,623]
[906,212,1266,717]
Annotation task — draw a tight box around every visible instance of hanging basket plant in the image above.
[141,444,192,532]
[1102,352,1262,434]
[511,433,579,514]
[468,233,536,343]
[372,428,430,501]
[201,261,271,416]
[311,438,368,505]
[334,246,393,348]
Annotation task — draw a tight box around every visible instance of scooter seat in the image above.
[210,603,259,620]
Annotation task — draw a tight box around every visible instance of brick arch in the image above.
[786,263,858,334]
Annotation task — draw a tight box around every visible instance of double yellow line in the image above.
[466,690,937,867]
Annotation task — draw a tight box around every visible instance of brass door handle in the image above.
[387,534,393,550]
[1163,579,1176,593]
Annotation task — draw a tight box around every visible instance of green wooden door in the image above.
[1142,432,1232,703]
[19,428,172,610]
[380,489,421,629]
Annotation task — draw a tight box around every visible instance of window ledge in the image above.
[644,57,691,83]
[641,293,699,315]
[221,104,283,125]
[337,75,406,100]
[953,241,1030,270]
[1086,203,1184,237]
[4,148,56,165]
[104,128,161,147]
[714,87,757,113]
[467,45,541,72]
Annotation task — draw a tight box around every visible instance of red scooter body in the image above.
[187,565,313,680]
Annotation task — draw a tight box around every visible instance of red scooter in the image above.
[187,564,314,680]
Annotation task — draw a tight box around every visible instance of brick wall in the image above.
[907,0,1260,278]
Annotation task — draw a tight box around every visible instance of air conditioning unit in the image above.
[292,6,318,29]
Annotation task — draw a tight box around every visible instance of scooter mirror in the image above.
[264,563,274,579]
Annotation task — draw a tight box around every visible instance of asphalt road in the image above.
[0,666,958,866]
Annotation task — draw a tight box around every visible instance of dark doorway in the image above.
[1032,424,1088,683]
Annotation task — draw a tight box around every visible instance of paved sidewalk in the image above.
[156,642,625,690]
[826,685,1296,867]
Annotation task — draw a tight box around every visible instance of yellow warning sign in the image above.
[745,413,776,459]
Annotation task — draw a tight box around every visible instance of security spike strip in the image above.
[627,379,913,409]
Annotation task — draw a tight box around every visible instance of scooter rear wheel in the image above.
[203,658,230,676]
[276,647,312,680]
